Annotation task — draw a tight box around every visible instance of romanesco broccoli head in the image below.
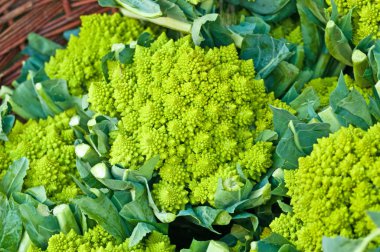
[3,109,78,202]
[45,13,148,96]
[270,123,380,251]
[45,225,175,252]
[87,33,290,212]
[47,229,84,252]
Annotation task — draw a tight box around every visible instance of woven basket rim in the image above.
[0,0,112,86]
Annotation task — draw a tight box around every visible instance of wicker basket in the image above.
[0,0,113,86]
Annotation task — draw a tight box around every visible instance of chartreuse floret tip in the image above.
[270,123,380,251]
[88,33,291,212]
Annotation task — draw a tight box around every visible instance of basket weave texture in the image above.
[0,0,112,86]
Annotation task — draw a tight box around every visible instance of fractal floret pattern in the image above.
[0,109,78,202]
[270,123,380,251]
[87,34,290,212]
[44,226,175,252]
[45,13,147,96]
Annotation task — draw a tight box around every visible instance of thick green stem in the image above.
[35,83,62,115]
[312,47,331,78]
[325,20,353,66]
[53,204,81,235]
[75,143,101,166]
[120,8,192,34]
[354,228,380,252]
[329,62,346,77]
[352,49,374,88]
[91,163,112,179]
[18,232,32,252]
[318,106,342,133]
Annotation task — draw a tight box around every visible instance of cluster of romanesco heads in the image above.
[0,109,78,202]
[45,13,147,96]
[326,0,380,43]
[28,225,175,252]
[270,123,380,251]
[87,33,293,213]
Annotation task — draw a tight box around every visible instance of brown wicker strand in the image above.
[0,0,113,86]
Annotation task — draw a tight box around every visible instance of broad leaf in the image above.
[0,195,23,251]
[0,158,29,197]
[19,203,60,249]
[241,34,293,79]
[73,189,129,241]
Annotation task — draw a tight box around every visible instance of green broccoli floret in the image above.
[270,123,380,251]
[1,109,78,202]
[45,13,148,96]
[87,33,291,212]
[46,226,174,252]
[46,229,84,252]
[325,0,380,43]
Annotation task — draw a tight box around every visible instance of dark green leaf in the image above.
[368,41,380,82]
[187,239,210,252]
[136,32,155,47]
[255,130,278,142]
[228,182,272,212]
[241,34,293,79]
[242,0,292,15]
[214,178,253,211]
[325,20,353,66]
[270,107,299,138]
[337,9,353,42]
[24,186,54,207]
[73,189,129,240]
[134,155,159,181]
[335,89,373,129]
[265,61,299,97]
[76,158,104,189]
[177,206,229,233]
[129,222,155,247]
[0,158,29,197]
[329,73,350,110]
[0,99,15,141]
[157,0,187,22]
[111,191,132,211]
[9,80,47,119]
[369,96,380,121]
[101,51,116,83]
[276,127,305,169]
[368,211,380,228]
[0,195,23,251]
[19,203,60,249]
[289,87,320,120]
[257,233,297,252]
[277,200,292,213]
[191,14,219,46]
[229,16,270,36]
[291,122,330,154]
[27,33,62,56]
